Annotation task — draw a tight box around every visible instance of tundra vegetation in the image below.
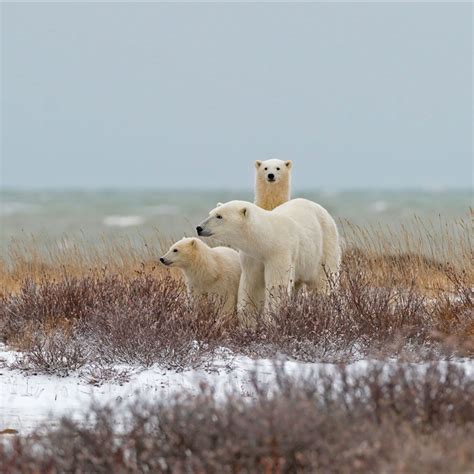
[0,215,472,471]
[1,364,474,472]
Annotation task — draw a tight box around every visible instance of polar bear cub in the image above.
[196,199,341,324]
[160,237,241,317]
[255,159,292,211]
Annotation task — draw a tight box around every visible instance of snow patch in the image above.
[0,344,473,434]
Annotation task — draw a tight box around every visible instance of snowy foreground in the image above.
[1,343,473,434]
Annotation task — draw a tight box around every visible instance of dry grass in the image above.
[1,363,473,473]
[339,215,472,292]
[0,232,175,296]
[1,215,471,295]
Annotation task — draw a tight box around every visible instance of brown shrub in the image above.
[0,256,472,373]
[0,272,229,371]
[1,363,473,473]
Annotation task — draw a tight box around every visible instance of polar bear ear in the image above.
[189,238,197,247]
[216,202,223,207]
[240,207,248,217]
[255,160,262,169]
[285,160,293,169]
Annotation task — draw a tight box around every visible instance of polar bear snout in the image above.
[196,225,212,237]
[267,173,275,182]
[159,257,171,266]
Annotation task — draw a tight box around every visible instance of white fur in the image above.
[197,199,341,325]
[160,237,241,318]
[254,159,292,211]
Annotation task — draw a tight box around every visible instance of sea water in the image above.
[1,188,471,257]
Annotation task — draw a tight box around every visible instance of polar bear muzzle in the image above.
[196,225,213,237]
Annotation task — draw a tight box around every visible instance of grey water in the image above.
[1,188,472,257]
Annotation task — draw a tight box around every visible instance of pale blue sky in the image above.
[1,2,472,190]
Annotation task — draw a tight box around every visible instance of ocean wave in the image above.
[103,215,145,227]
[145,204,180,216]
[370,200,388,213]
[0,202,37,217]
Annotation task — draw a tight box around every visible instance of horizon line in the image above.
[1,186,472,193]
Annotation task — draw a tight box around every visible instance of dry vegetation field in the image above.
[2,364,473,473]
[1,216,472,366]
[0,215,473,472]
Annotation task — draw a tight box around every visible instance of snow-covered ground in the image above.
[1,343,473,434]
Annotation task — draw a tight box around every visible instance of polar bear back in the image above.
[272,198,341,284]
[210,246,242,281]
[273,197,322,220]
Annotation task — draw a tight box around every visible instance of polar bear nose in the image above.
[267,173,275,181]
[159,257,165,263]
[196,226,203,235]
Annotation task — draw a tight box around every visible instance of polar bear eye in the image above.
[216,214,223,219]
[276,167,280,171]
[264,167,268,171]
[173,249,178,253]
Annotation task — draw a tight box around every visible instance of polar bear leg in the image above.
[221,292,238,321]
[237,254,265,327]
[312,266,332,295]
[263,258,294,316]
[294,280,305,294]
[312,261,338,295]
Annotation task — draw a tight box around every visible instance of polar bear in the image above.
[196,199,341,324]
[254,159,292,211]
[160,237,241,318]
[249,159,293,311]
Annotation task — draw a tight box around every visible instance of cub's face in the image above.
[160,237,198,268]
[196,201,248,244]
[255,159,292,184]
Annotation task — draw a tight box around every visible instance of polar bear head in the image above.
[159,237,202,268]
[255,158,292,184]
[196,200,252,248]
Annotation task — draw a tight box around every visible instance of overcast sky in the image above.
[1,2,472,190]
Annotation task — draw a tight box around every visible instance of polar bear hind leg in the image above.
[237,254,265,327]
[263,257,295,316]
[315,208,342,294]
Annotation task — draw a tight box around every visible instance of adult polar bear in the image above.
[196,198,341,325]
[243,158,293,316]
[254,158,292,210]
